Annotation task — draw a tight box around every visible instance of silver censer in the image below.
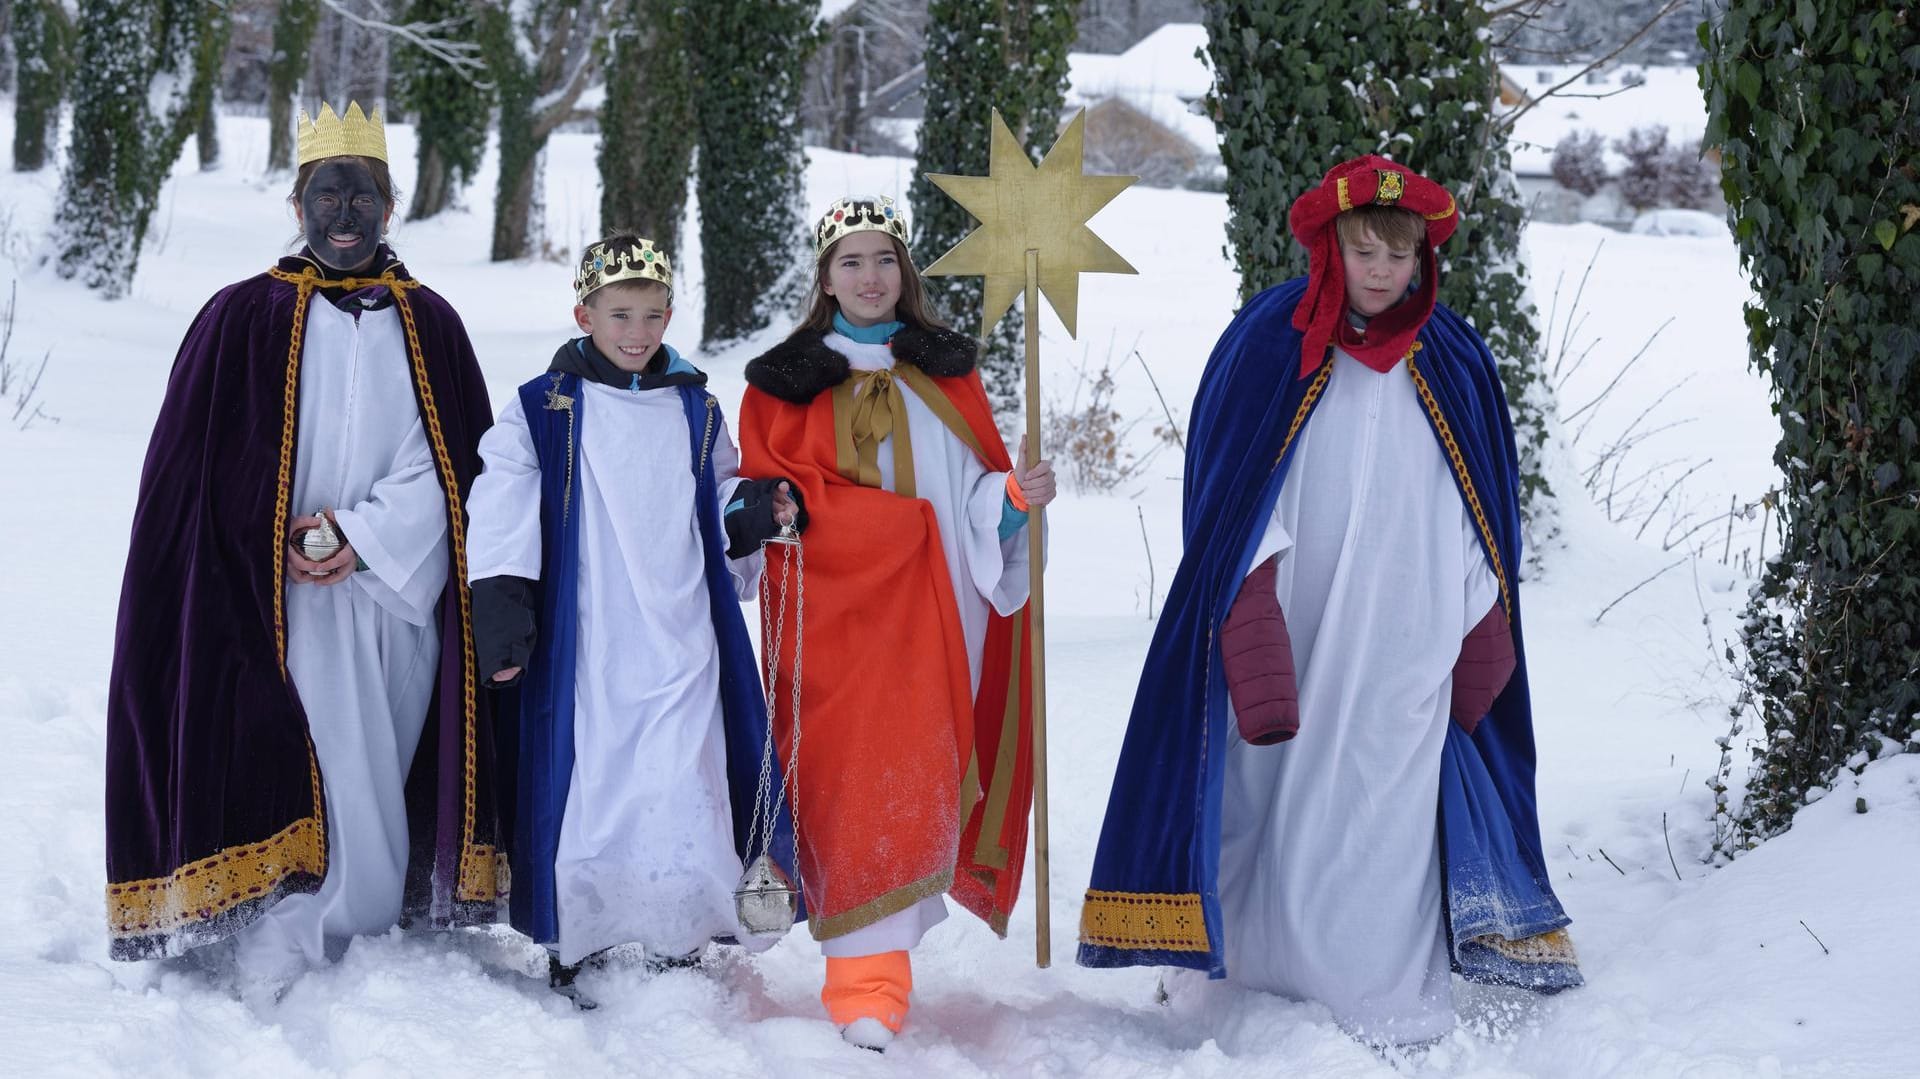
[733,854,798,936]
[734,521,805,937]
[300,513,344,564]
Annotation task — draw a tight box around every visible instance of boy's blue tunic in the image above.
[1078,278,1580,991]
[506,367,801,944]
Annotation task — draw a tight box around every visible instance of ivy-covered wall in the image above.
[1200,1,1555,537]
[10,0,72,172]
[54,0,226,296]
[266,0,318,173]
[1703,3,1920,851]
[910,0,1074,416]
[396,0,489,221]
[599,0,694,254]
[687,0,817,346]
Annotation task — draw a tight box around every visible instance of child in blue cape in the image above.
[466,234,802,1007]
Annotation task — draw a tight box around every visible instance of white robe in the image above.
[235,297,450,983]
[466,379,770,965]
[816,332,1032,958]
[1217,346,1500,1044]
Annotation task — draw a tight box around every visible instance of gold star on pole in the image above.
[923,109,1136,338]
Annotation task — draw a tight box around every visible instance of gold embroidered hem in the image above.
[809,869,955,941]
[970,615,1025,871]
[106,816,326,937]
[1079,889,1211,952]
[1468,927,1578,966]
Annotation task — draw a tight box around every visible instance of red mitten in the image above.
[1450,603,1516,734]
[1221,554,1299,745]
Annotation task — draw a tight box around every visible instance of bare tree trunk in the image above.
[410,140,451,219]
[491,130,538,260]
[196,88,220,170]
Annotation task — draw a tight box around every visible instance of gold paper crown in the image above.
[574,236,673,303]
[814,196,910,259]
[296,102,389,167]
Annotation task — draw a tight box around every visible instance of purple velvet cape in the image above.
[104,253,504,960]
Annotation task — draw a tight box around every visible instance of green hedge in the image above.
[1703,2,1920,851]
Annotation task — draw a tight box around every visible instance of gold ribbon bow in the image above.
[835,369,917,498]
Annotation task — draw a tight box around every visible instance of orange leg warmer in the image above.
[821,950,914,1032]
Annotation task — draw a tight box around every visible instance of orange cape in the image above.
[739,367,1033,939]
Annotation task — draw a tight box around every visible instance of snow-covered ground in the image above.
[2,112,1913,1078]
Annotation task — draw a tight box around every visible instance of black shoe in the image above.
[548,955,598,1011]
[643,946,706,973]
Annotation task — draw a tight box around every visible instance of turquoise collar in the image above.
[833,311,903,345]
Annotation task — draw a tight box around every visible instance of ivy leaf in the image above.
[1736,62,1763,106]
[1875,219,1898,250]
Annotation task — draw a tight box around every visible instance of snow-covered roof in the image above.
[1066,23,1217,156]
[1502,64,1711,177]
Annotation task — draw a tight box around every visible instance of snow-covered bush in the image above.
[1550,130,1608,197]
[1614,124,1670,212]
[1661,136,1717,210]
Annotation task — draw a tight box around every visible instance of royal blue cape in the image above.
[506,369,802,944]
[1077,278,1580,991]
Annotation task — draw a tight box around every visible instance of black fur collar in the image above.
[744,324,979,404]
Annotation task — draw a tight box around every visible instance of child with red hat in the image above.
[1079,156,1580,1045]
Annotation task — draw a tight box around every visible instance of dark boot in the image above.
[548,954,598,1011]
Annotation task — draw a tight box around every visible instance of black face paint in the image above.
[300,160,385,273]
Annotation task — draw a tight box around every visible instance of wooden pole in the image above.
[1024,247,1051,968]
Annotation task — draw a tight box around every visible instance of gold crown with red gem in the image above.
[814,196,910,259]
[296,102,389,167]
[574,235,673,303]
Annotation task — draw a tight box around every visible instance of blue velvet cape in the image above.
[1077,278,1580,991]
[507,370,802,944]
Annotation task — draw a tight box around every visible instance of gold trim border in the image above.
[1079,889,1210,952]
[107,816,325,936]
[810,869,954,941]
[1469,927,1578,965]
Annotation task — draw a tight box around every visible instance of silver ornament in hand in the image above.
[300,513,344,564]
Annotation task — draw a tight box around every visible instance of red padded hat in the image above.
[1287,155,1459,377]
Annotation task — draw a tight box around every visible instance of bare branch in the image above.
[318,0,490,87]
[1494,0,1689,134]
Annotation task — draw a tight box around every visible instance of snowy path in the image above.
[0,115,1911,1078]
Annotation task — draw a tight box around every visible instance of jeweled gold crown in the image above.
[813,196,910,259]
[296,102,389,167]
[574,235,673,303]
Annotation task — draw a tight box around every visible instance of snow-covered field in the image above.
[2,113,1914,1078]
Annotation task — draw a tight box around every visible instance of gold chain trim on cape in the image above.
[1408,352,1513,616]
[390,287,494,903]
[1080,890,1210,952]
[272,281,312,679]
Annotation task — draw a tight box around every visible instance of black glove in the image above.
[472,575,537,688]
[724,477,808,558]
